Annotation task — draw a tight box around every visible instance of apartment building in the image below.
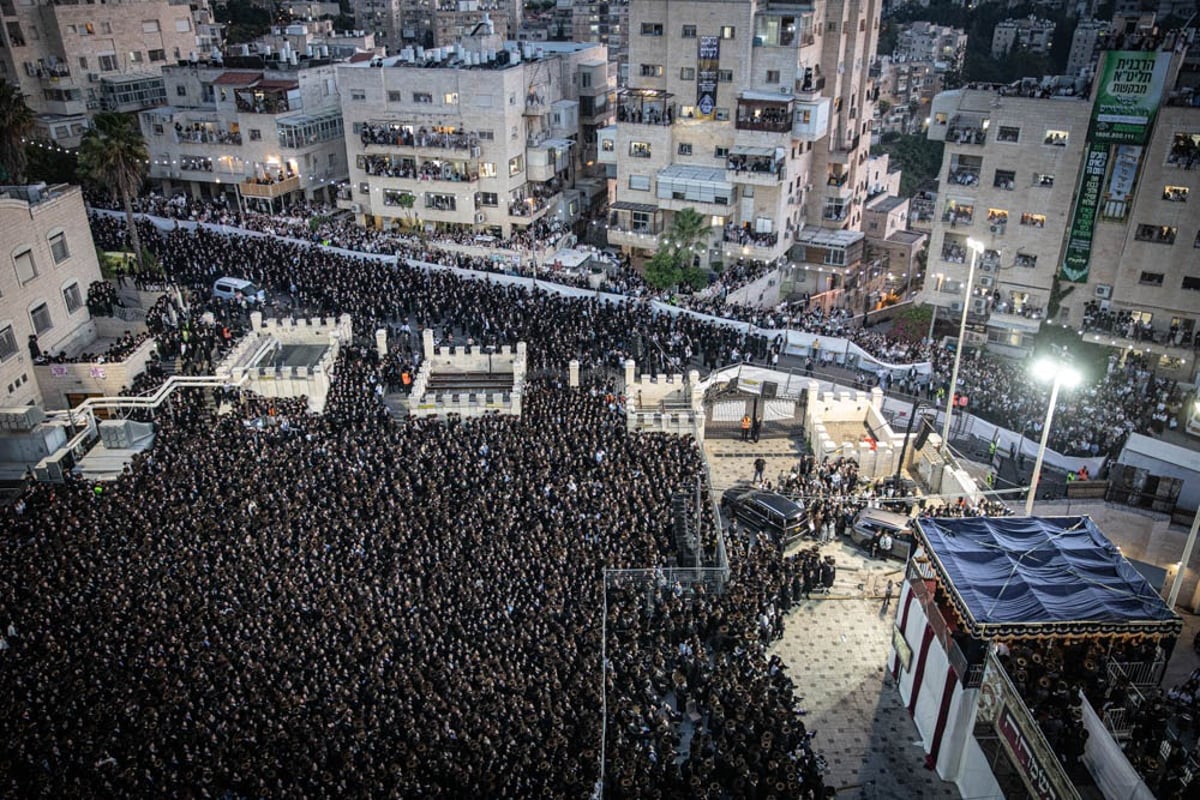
[609,0,880,297]
[920,81,1093,354]
[0,184,103,409]
[920,41,1200,364]
[1066,19,1110,78]
[140,50,348,208]
[991,16,1055,60]
[350,0,520,52]
[0,0,211,147]
[336,29,613,238]
[566,0,630,85]
[894,21,965,71]
[873,55,941,134]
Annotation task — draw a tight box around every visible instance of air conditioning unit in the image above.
[780,85,791,95]
[971,298,988,315]
[87,72,99,82]
[350,203,362,214]
[475,211,486,223]
[950,301,963,313]
[979,275,995,288]
[1095,284,1112,299]
[979,261,994,272]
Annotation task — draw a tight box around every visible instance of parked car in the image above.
[721,486,809,544]
[213,277,265,305]
[848,507,915,560]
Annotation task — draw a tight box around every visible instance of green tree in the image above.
[642,249,682,290]
[78,112,149,270]
[0,80,36,183]
[870,134,944,196]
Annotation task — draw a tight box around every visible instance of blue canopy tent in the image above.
[912,516,1181,641]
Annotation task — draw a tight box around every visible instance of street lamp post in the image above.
[939,238,984,453]
[1024,357,1082,516]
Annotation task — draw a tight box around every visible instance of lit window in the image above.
[1163,185,1188,202]
[629,141,651,158]
[1043,129,1068,146]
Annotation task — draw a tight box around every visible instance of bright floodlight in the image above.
[966,238,985,254]
[1032,357,1081,387]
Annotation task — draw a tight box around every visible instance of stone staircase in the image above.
[382,392,409,420]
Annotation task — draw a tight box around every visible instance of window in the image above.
[717,70,733,82]
[141,20,160,33]
[996,126,1020,143]
[443,92,458,104]
[175,84,187,97]
[721,25,736,39]
[62,282,81,313]
[1167,132,1200,167]
[78,56,88,69]
[0,326,15,361]
[350,90,365,101]
[129,50,143,64]
[480,162,497,178]
[387,90,402,102]
[174,18,190,33]
[715,108,729,121]
[1019,212,1045,227]
[714,146,729,158]
[479,192,498,206]
[98,54,118,72]
[680,67,695,80]
[30,302,52,334]
[629,175,651,191]
[682,25,696,38]
[1034,172,1054,188]
[1135,224,1177,244]
[100,21,111,34]
[766,70,780,83]
[83,22,94,35]
[508,155,523,175]
[1140,271,1165,286]
[629,141,651,158]
[1043,129,1068,146]
[477,130,494,141]
[413,92,433,103]
[993,169,1015,190]
[48,232,68,263]
[678,143,692,155]
[358,181,369,194]
[1183,276,1200,291]
[13,248,36,284]
[1014,252,1037,268]
[249,129,261,141]
[640,23,663,36]
[601,139,614,152]
[1163,185,1188,202]
[640,64,663,77]
[148,49,165,62]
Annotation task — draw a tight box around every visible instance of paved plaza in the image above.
[704,429,1200,799]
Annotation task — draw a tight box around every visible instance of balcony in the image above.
[795,72,825,100]
[735,96,793,133]
[509,191,559,221]
[240,174,301,198]
[33,63,72,83]
[617,88,674,126]
[726,149,785,185]
[359,123,480,153]
[822,206,849,223]
[722,225,787,260]
[946,115,988,146]
[176,127,243,146]
[942,201,974,227]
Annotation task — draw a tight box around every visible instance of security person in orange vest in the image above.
[741,414,752,441]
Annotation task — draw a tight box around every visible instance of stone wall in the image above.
[33,337,158,411]
[623,359,704,440]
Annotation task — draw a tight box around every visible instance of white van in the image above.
[213,277,265,305]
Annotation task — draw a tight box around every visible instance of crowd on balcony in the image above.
[726,155,780,175]
[1081,301,1199,347]
[362,156,476,182]
[617,103,672,125]
[722,222,779,248]
[29,329,151,366]
[247,166,296,185]
[947,169,978,186]
[174,122,242,146]
[359,123,477,150]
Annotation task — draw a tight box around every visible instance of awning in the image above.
[730,145,780,158]
[256,79,299,91]
[611,200,659,213]
[213,71,262,86]
[740,89,793,103]
[792,226,864,247]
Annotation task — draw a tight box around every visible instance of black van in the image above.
[721,487,809,544]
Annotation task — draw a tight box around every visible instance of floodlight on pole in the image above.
[939,238,985,453]
[1024,356,1082,516]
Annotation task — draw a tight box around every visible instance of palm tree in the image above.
[660,207,711,269]
[78,112,149,270]
[0,80,35,183]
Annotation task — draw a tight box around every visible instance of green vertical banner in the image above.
[1060,51,1172,283]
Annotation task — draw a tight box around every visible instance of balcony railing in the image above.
[822,207,848,222]
[947,169,979,187]
[946,124,987,145]
[240,174,301,198]
[176,129,242,146]
[723,226,779,247]
[727,156,784,178]
[735,111,792,133]
[827,173,849,187]
[509,194,553,217]
[359,124,478,152]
